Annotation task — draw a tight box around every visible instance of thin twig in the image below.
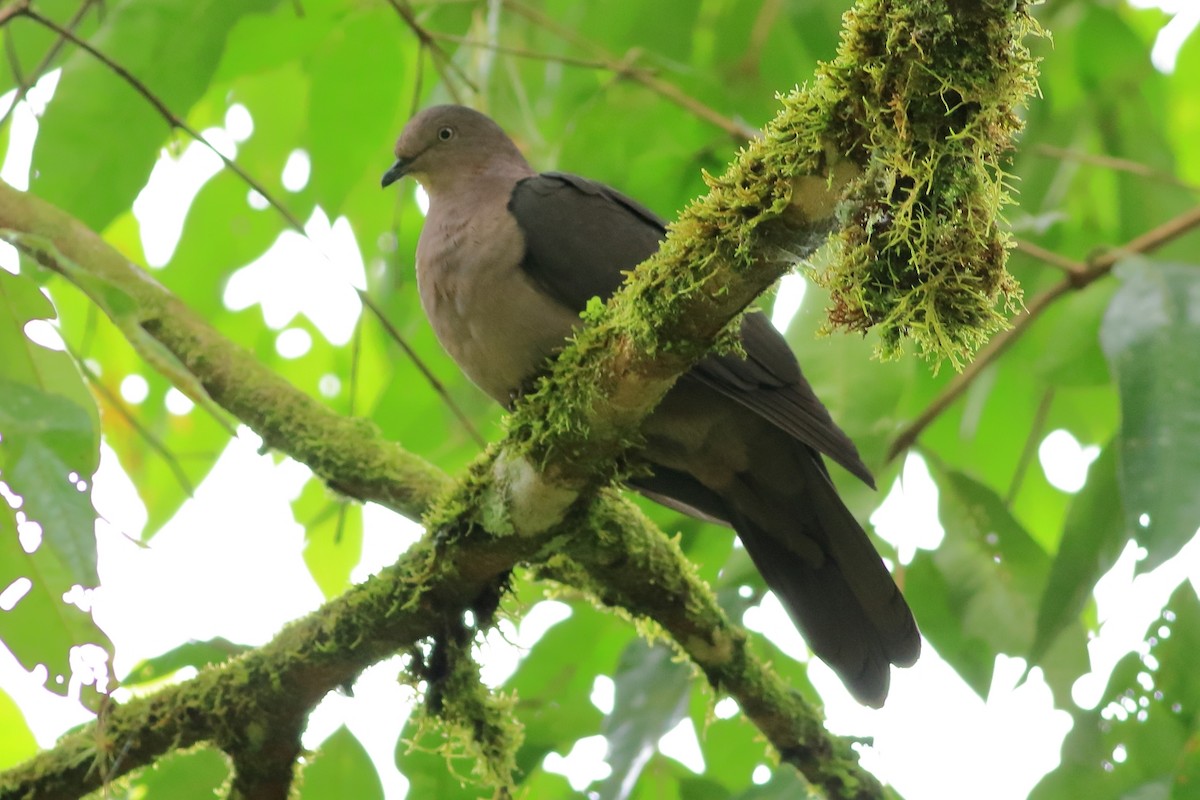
[737,0,784,76]
[1097,202,1200,269]
[0,0,98,133]
[19,8,305,230]
[888,203,1200,461]
[385,0,476,100]
[1013,238,1085,277]
[0,0,30,27]
[1035,144,1200,193]
[431,31,638,71]
[18,6,485,448]
[501,0,757,140]
[3,22,23,83]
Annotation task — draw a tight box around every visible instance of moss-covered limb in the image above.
[801,0,1038,365]
[0,174,878,796]
[506,99,862,487]
[227,718,304,800]
[0,151,878,800]
[0,180,451,523]
[0,516,549,800]
[541,493,886,800]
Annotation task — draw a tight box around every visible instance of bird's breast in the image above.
[415,207,581,403]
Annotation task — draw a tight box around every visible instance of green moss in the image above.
[800,0,1040,367]
[406,635,523,795]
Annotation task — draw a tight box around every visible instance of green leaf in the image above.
[0,271,110,698]
[1100,259,1200,571]
[907,467,1086,701]
[125,746,230,798]
[686,688,764,792]
[599,640,693,800]
[0,378,100,586]
[30,0,280,232]
[1032,584,1200,800]
[1031,445,1128,663]
[121,638,250,687]
[0,494,112,699]
[299,726,384,800]
[507,603,634,776]
[306,7,408,215]
[0,2,102,95]
[0,267,99,439]
[296,478,363,599]
[0,685,37,771]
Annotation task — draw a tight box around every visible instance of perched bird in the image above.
[382,105,920,706]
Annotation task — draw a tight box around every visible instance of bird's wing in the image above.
[508,171,872,486]
[689,314,874,487]
[508,171,663,306]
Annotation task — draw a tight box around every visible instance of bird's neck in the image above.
[422,158,534,202]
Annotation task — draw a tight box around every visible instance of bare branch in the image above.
[385,0,476,100]
[1035,143,1200,192]
[888,203,1200,460]
[501,0,757,140]
[1014,238,1086,277]
[0,0,98,133]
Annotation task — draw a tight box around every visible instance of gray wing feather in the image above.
[507,172,872,486]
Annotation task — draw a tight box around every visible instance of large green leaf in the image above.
[598,640,693,800]
[0,379,99,586]
[0,686,37,771]
[30,0,281,232]
[0,490,111,700]
[296,477,363,600]
[299,726,385,800]
[124,746,230,799]
[306,7,408,216]
[1100,259,1200,572]
[0,268,101,585]
[1031,445,1128,663]
[906,467,1086,702]
[507,603,634,777]
[1032,583,1200,800]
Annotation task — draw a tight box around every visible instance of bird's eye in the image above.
[437,126,455,141]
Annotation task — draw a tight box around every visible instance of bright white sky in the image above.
[2,7,1199,798]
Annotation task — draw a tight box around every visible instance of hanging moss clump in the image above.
[803,0,1041,367]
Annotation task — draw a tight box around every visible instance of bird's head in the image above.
[381,104,531,193]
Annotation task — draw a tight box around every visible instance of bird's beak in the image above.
[381,158,411,188]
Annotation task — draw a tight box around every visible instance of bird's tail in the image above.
[727,454,920,708]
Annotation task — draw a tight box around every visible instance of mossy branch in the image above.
[804,0,1040,367]
[0,2,1043,797]
[0,141,873,799]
